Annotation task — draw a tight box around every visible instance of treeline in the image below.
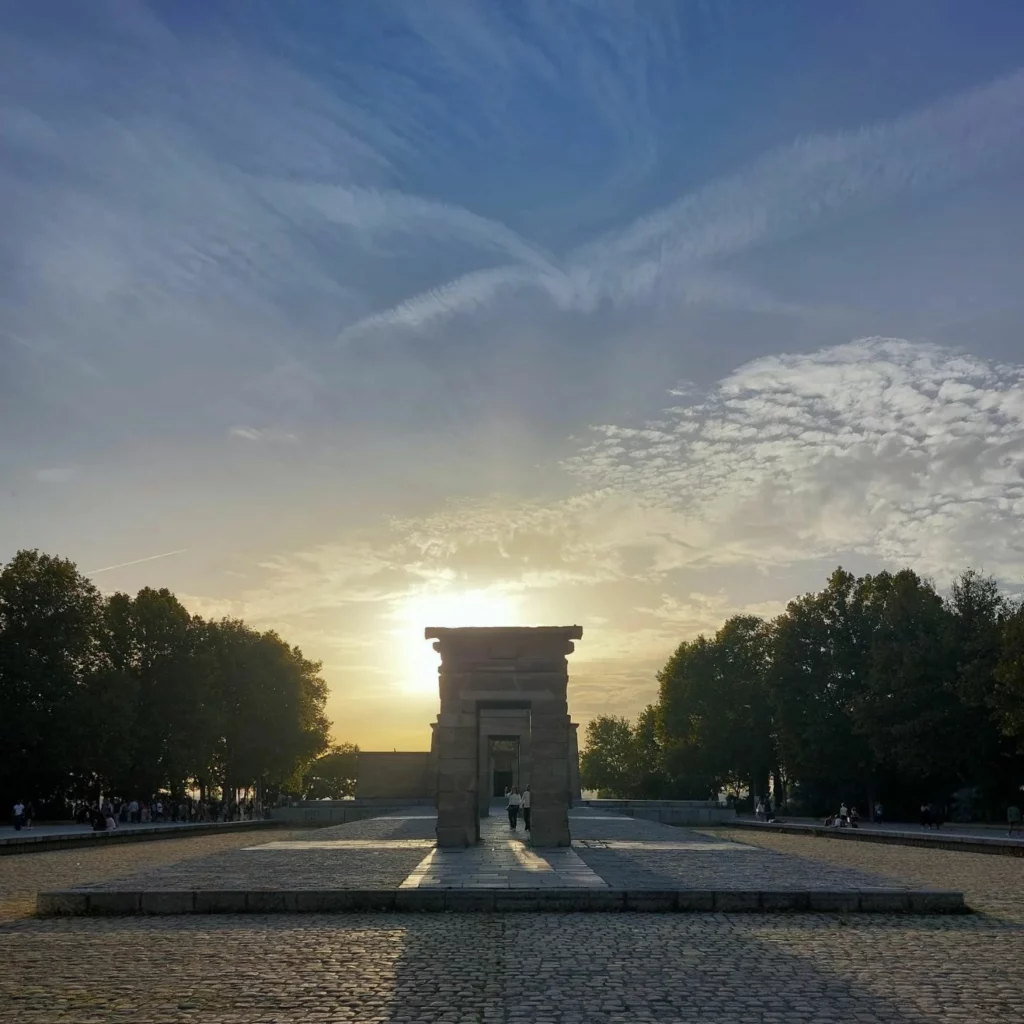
[581,568,1024,819]
[0,549,335,814]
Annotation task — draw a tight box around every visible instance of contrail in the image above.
[84,549,188,575]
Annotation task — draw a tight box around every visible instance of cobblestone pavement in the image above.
[708,825,1024,923]
[2,910,1022,1022]
[0,828,303,921]
[2,820,1023,1021]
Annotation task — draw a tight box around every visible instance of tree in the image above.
[995,601,1024,751]
[579,716,638,797]
[851,570,960,787]
[658,616,774,800]
[206,620,331,798]
[768,569,877,811]
[0,550,104,809]
[302,743,360,799]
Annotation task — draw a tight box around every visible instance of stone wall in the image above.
[580,799,737,826]
[355,752,434,800]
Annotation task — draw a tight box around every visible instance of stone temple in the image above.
[354,626,583,847]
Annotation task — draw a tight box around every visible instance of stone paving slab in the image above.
[37,806,966,915]
[730,818,1024,857]
[0,819,280,855]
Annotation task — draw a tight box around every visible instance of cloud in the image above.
[341,69,1024,338]
[228,426,297,443]
[564,336,1024,585]
[33,467,80,483]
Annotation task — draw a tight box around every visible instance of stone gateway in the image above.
[427,625,583,847]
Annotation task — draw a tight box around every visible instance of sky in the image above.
[3,1,1024,750]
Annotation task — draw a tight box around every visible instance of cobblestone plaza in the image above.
[3,808,1023,1022]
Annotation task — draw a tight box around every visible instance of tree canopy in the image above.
[581,565,1024,818]
[0,549,333,812]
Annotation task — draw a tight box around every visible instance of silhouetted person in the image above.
[521,786,532,831]
[507,786,521,830]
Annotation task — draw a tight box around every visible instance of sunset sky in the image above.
[3,2,1024,750]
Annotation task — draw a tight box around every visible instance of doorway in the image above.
[493,770,514,797]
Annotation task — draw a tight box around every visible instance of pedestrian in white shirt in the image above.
[521,786,531,832]
[506,787,522,830]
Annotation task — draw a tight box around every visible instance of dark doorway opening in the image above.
[493,770,514,797]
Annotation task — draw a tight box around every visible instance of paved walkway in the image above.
[37,807,963,914]
[4,818,1021,1021]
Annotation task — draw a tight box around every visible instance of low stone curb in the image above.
[0,820,282,856]
[727,820,1024,858]
[36,886,965,916]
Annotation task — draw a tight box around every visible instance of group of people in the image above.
[824,802,863,827]
[504,785,531,831]
[28,796,262,832]
[11,800,34,830]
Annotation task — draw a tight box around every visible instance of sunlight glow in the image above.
[390,587,523,694]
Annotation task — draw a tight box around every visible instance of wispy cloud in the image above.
[228,426,297,443]
[85,549,188,576]
[340,69,1024,340]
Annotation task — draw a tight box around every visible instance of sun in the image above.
[390,587,522,694]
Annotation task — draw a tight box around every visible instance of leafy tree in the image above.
[851,570,960,786]
[768,569,877,809]
[579,715,638,797]
[995,601,1024,750]
[0,550,104,808]
[302,743,360,799]
[0,549,335,815]
[659,616,774,800]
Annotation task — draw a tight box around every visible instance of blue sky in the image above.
[3,1,1024,747]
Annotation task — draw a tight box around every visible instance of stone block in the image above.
[348,890,397,911]
[395,889,446,912]
[436,825,474,847]
[808,890,860,912]
[89,891,142,914]
[624,890,677,911]
[713,890,761,912]
[194,890,247,914]
[494,891,540,911]
[37,891,89,916]
[587,890,626,911]
[532,889,591,912]
[760,890,809,912]
[675,890,715,911]
[908,890,965,914]
[446,890,496,911]
[246,890,289,913]
[140,891,195,914]
[292,890,354,912]
[858,889,911,912]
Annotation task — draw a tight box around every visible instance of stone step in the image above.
[37,886,965,916]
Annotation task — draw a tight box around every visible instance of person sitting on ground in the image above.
[89,804,108,831]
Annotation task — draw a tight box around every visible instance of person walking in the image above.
[1007,804,1021,836]
[507,786,521,831]
[521,786,532,832]
[24,800,34,829]
[838,802,849,827]
[12,800,25,831]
